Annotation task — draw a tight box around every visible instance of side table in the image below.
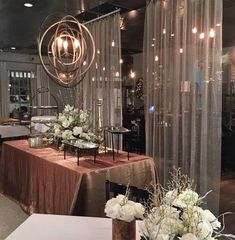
[104,126,131,161]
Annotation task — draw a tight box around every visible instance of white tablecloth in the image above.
[0,125,29,138]
[6,214,141,240]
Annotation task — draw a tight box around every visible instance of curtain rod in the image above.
[84,9,120,25]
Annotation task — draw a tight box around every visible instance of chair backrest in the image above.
[105,180,151,204]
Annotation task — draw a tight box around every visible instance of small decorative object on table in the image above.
[64,139,99,165]
[140,169,235,240]
[47,105,99,150]
[105,193,145,240]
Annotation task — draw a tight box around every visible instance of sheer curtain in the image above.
[78,12,122,130]
[144,0,222,213]
[0,62,9,118]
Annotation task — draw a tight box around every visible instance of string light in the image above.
[192,27,197,34]
[130,70,135,78]
[103,67,105,71]
[199,32,205,39]
[152,44,155,47]
[83,61,87,66]
[163,28,166,34]
[180,48,183,53]
[111,40,115,47]
[120,59,123,64]
[92,77,95,82]
[155,55,159,61]
[216,23,221,27]
[171,33,175,37]
[209,28,215,38]
[115,72,120,77]
[97,49,100,54]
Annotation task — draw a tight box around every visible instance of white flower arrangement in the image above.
[47,105,99,149]
[105,194,145,223]
[140,169,235,240]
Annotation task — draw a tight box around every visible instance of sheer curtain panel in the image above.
[78,13,122,130]
[144,0,222,213]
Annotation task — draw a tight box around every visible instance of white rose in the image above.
[119,203,136,222]
[134,202,145,219]
[181,233,198,240]
[164,190,178,205]
[197,220,213,239]
[73,126,83,136]
[203,210,221,230]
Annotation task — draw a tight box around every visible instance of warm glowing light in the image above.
[152,38,156,41]
[130,70,135,79]
[74,39,80,48]
[63,40,68,50]
[111,40,115,47]
[83,61,87,66]
[24,3,33,7]
[209,28,215,38]
[171,33,175,37]
[120,59,123,64]
[129,10,137,18]
[115,72,120,77]
[103,67,105,71]
[180,48,183,53]
[152,44,155,47]
[163,28,166,34]
[57,38,63,48]
[11,47,16,50]
[155,55,159,61]
[95,62,98,69]
[192,27,197,34]
[97,49,100,54]
[92,77,95,82]
[216,23,221,27]
[199,32,205,39]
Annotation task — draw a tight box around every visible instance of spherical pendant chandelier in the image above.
[38,15,95,87]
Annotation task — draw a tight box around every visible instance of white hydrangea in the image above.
[173,189,199,208]
[61,130,73,140]
[73,126,83,136]
[105,194,145,222]
[181,233,198,240]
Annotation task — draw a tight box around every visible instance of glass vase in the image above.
[112,219,136,240]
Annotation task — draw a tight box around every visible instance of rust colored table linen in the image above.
[0,140,155,216]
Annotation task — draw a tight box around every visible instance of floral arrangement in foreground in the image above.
[105,193,145,222]
[140,169,235,240]
[47,105,99,149]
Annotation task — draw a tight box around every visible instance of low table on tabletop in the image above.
[0,140,155,217]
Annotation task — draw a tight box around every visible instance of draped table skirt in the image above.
[0,140,156,216]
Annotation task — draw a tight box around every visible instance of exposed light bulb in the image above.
[152,44,155,47]
[180,48,183,53]
[171,33,175,37]
[209,28,215,38]
[120,59,123,64]
[155,55,159,61]
[92,77,95,82]
[111,40,115,47]
[97,49,100,54]
[11,47,16,50]
[103,67,105,71]
[57,38,63,48]
[216,23,221,27]
[192,27,197,34]
[74,39,80,48]
[83,61,87,66]
[199,32,205,39]
[63,40,68,50]
[115,72,120,77]
[95,62,98,69]
[163,28,166,34]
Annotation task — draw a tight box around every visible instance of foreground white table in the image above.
[6,214,141,240]
[0,125,29,138]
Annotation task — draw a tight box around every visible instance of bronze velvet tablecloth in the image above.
[0,140,156,216]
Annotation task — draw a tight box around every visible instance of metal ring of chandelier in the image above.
[38,15,95,87]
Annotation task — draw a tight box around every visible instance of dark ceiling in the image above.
[0,0,234,56]
[0,0,146,55]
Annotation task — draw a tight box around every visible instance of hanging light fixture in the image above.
[38,15,95,87]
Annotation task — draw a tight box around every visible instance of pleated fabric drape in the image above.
[78,13,122,130]
[144,0,222,213]
[0,62,9,118]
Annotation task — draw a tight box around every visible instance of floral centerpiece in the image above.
[140,169,235,240]
[47,105,99,149]
[105,193,145,240]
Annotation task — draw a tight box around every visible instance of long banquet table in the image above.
[0,140,155,216]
